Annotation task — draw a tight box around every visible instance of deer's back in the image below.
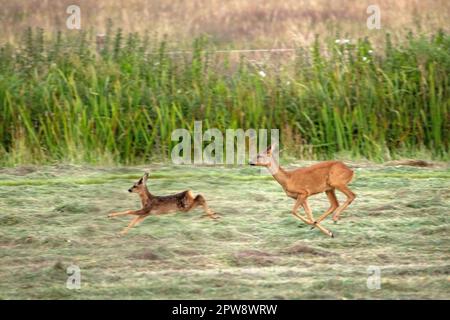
[288,161,353,195]
[150,191,192,214]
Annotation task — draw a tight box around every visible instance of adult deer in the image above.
[249,145,356,237]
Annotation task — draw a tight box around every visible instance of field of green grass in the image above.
[0,162,448,299]
[0,0,449,300]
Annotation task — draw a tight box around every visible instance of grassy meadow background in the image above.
[0,0,449,299]
[0,163,449,299]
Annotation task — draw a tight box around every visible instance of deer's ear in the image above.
[143,172,149,183]
[266,143,276,155]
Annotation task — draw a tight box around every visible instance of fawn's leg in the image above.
[332,185,356,222]
[314,189,339,224]
[191,194,218,219]
[120,215,147,235]
[108,210,135,218]
[108,208,147,218]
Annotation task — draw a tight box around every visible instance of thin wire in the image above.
[148,48,297,55]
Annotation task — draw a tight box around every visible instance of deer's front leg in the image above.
[108,208,148,218]
[302,199,334,238]
[292,194,334,238]
[108,210,134,218]
[291,194,314,225]
[119,215,147,235]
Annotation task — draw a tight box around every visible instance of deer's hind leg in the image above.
[183,191,218,219]
[314,189,339,224]
[332,185,356,222]
[328,166,355,222]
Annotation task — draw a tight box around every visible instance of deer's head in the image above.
[128,172,149,193]
[249,144,275,167]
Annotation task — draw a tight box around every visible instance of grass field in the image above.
[0,1,449,301]
[0,162,449,299]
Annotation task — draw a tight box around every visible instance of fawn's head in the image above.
[128,172,149,193]
[249,144,275,166]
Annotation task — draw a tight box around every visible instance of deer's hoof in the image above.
[203,212,220,220]
[330,232,334,238]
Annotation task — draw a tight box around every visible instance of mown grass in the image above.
[0,163,448,299]
[0,29,449,165]
[1,169,449,186]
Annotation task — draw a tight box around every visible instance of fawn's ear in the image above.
[143,172,149,183]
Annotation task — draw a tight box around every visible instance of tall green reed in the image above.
[0,28,448,165]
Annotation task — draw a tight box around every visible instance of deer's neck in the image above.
[139,188,153,207]
[267,158,290,189]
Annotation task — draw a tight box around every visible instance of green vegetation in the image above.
[0,164,449,299]
[0,29,449,165]
[1,0,448,302]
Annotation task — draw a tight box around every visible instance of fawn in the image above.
[249,145,356,237]
[108,172,218,235]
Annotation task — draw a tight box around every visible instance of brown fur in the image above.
[249,145,356,238]
[108,172,218,235]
